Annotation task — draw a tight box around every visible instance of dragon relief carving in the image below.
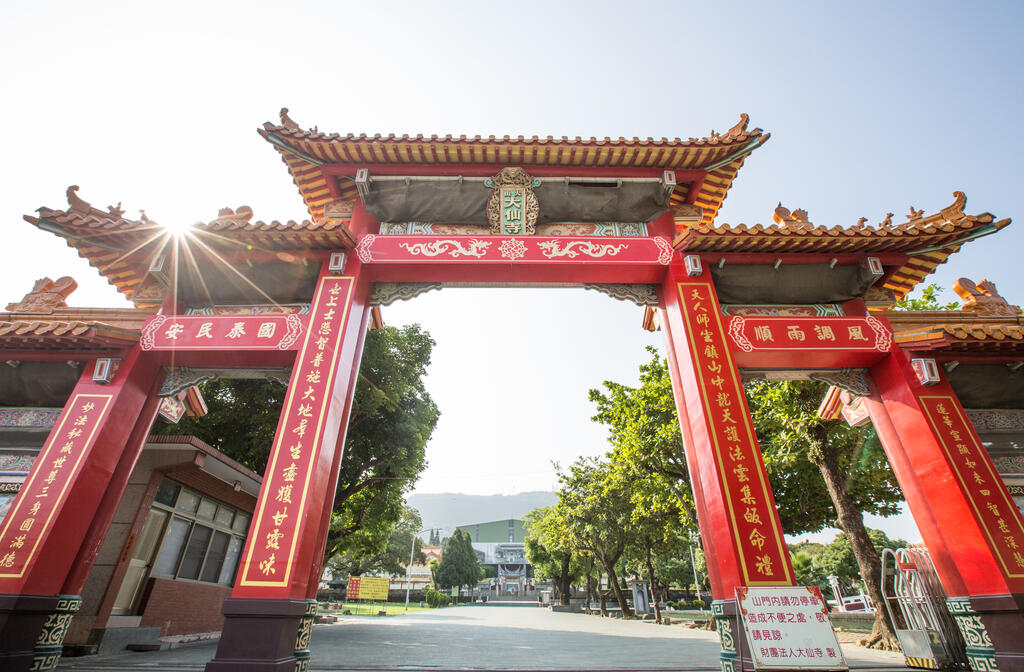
[536,240,628,259]
[954,278,1021,317]
[399,239,491,258]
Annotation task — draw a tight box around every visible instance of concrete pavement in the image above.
[57,603,906,671]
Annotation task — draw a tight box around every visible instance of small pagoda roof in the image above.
[674,192,1011,299]
[25,188,355,306]
[259,109,769,228]
[0,277,149,352]
[886,278,1024,354]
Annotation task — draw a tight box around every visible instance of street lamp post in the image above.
[405,528,431,611]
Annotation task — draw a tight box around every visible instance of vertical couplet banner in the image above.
[919,395,1024,577]
[239,276,354,588]
[676,281,792,586]
[0,393,114,577]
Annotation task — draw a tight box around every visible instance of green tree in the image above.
[154,324,439,573]
[154,378,286,473]
[892,283,960,311]
[434,529,482,593]
[589,348,698,525]
[611,450,690,623]
[524,505,584,606]
[746,379,904,649]
[816,528,907,593]
[326,505,426,578]
[556,457,636,618]
[589,348,702,621]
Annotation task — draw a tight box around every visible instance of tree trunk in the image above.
[559,555,572,606]
[602,559,634,618]
[814,447,900,650]
[644,542,662,623]
[585,559,595,614]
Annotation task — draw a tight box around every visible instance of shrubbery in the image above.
[425,588,451,608]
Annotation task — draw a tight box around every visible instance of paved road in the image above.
[58,604,906,671]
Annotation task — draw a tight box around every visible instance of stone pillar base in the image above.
[711,599,753,672]
[949,594,1024,672]
[32,595,81,671]
[204,598,308,672]
[293,599,318,672]
[0,594,60,672]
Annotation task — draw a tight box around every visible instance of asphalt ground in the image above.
[57,603,906,671]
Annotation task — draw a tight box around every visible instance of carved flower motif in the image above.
[499,238,528,261]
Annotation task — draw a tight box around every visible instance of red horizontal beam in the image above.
[692,252,910,266]
[322,164,704,180]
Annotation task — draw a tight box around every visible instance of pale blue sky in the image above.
[2,1,1022,542]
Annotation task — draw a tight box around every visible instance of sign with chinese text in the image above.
[239,276,354,588]
[727,317,891,354]
[140,315,304,351]
[920,396,1024,577]
[485,167,539,235]
[677,282,792,585]
[0,393,113,577]
[737,587,847,669]
[347,576,390,601]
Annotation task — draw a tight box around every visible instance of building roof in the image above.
[24,189,355,306]
[259,109,770,228]
[674,192,1011,299]
[0,277,150,351]
[886,278,1024,354]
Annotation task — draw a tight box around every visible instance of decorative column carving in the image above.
[29,595,81,672]
[947,597,1000,672]
[292,599,317,672]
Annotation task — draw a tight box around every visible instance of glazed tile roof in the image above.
[674,192,1011,299]
[25,191,355,306]
[886,280,1024,353]
[259,109,769,227]
[892,323,1024,353]
[0,306,149,351]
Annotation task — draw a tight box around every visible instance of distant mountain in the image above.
[406,491,556,536]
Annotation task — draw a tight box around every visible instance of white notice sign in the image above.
[736,586,847,670]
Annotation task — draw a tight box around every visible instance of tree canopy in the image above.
[326,505,426,578]
[892,283,960,311]
[745,378,903,648]
[434,529,482,591]
[524,505,584,606]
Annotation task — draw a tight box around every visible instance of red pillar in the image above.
[659,262,794,672]
[206,257,372,672]
[0,348,161,672]
[867,345,1024,672]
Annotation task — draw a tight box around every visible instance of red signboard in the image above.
[0,393,114,577]
[140,314,305,351]
[727,316,891,353]
[920,395,1024,578]
[677,282,792,586]
[238,276,354,588]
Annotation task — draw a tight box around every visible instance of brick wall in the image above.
[138,578,232,635]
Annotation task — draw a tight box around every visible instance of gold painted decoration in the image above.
[485,168,540,235]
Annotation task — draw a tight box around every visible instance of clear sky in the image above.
[2,1,1023,543]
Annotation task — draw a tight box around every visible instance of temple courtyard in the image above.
[55,604,904,671]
